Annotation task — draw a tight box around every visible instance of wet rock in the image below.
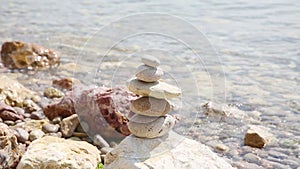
[0,76,40,110]
[29,129,45,141]
[136,65,164,82]
[1,41,60,69]
[42,123,60,133]
[243,153,261,164]
[44,87,64,98]
[60,114,79,137]
[13,128,29,143]
[105,131,234,169]
[244,125,273,148]
[0,123,22,169]
[30,110,45,120]
[53,77,80,90]
[215,143,229,152]
[17,136,101,169]
[0,102,24,121]
[127,78,181,99]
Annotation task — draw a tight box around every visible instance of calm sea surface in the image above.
[1,0,299,168]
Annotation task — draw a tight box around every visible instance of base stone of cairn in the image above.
[104,131,235,169]
[104,56,235,169]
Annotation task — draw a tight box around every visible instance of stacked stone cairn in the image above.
[126,55,181,138]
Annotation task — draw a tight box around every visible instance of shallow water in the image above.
[1,0,300,168]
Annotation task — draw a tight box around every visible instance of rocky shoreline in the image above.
[0,41,299,169]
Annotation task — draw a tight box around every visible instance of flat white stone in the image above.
[136,65,163,82]
[141,55,160,67]
[127,78,181,99]
[104,131,235,169]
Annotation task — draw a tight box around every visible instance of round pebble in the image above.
[13,128,29,143]
[128,114,176,138]
[42,123,60,133]
[30,111,45,120]
[29,129,45,141]
[141,55,160,67]
[130,96,170,117]
[93,134,110,148]
[52,116,62,124]
[136,65,164,82]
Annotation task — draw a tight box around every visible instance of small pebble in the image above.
[29,129,45,141]
[30,111,45,120]
[215,143,229,152]
[4,120,14,126]
[52,116,62,124]
[141,55,160,67]
[135,65,164,82]
[93,134,110,148]
[42,123,60,133]
[243,153,261,164]
[13,128,29,143]
[44,87,64,98]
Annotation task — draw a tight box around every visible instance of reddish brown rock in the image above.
[0,123,22,169]
[44,85,138,140]
[53,78,80,90]
[43,92,75,120]
[75,87,139,140]
[0,102,24,121]
[1,41,60,69]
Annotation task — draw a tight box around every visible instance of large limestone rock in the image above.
[104,131,235,169]
[0,123,22,169]
[1,41,60,69]
[17,136,101,169]
[0,76,40,112]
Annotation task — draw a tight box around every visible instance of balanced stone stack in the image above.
[127,55,181,138]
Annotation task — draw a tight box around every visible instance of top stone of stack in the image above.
[141,55,160,68]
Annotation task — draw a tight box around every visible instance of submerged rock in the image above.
[17,136,101,169]
[244,125,274,148]
[104,131,235,169]
[0,123,22,169]
[1,41,60,69]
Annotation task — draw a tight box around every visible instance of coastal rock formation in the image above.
[0,123,22,169]
[127,56,180,139]
[104,131,235,169]
[1,41,60,69]
[17,136,101,169]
